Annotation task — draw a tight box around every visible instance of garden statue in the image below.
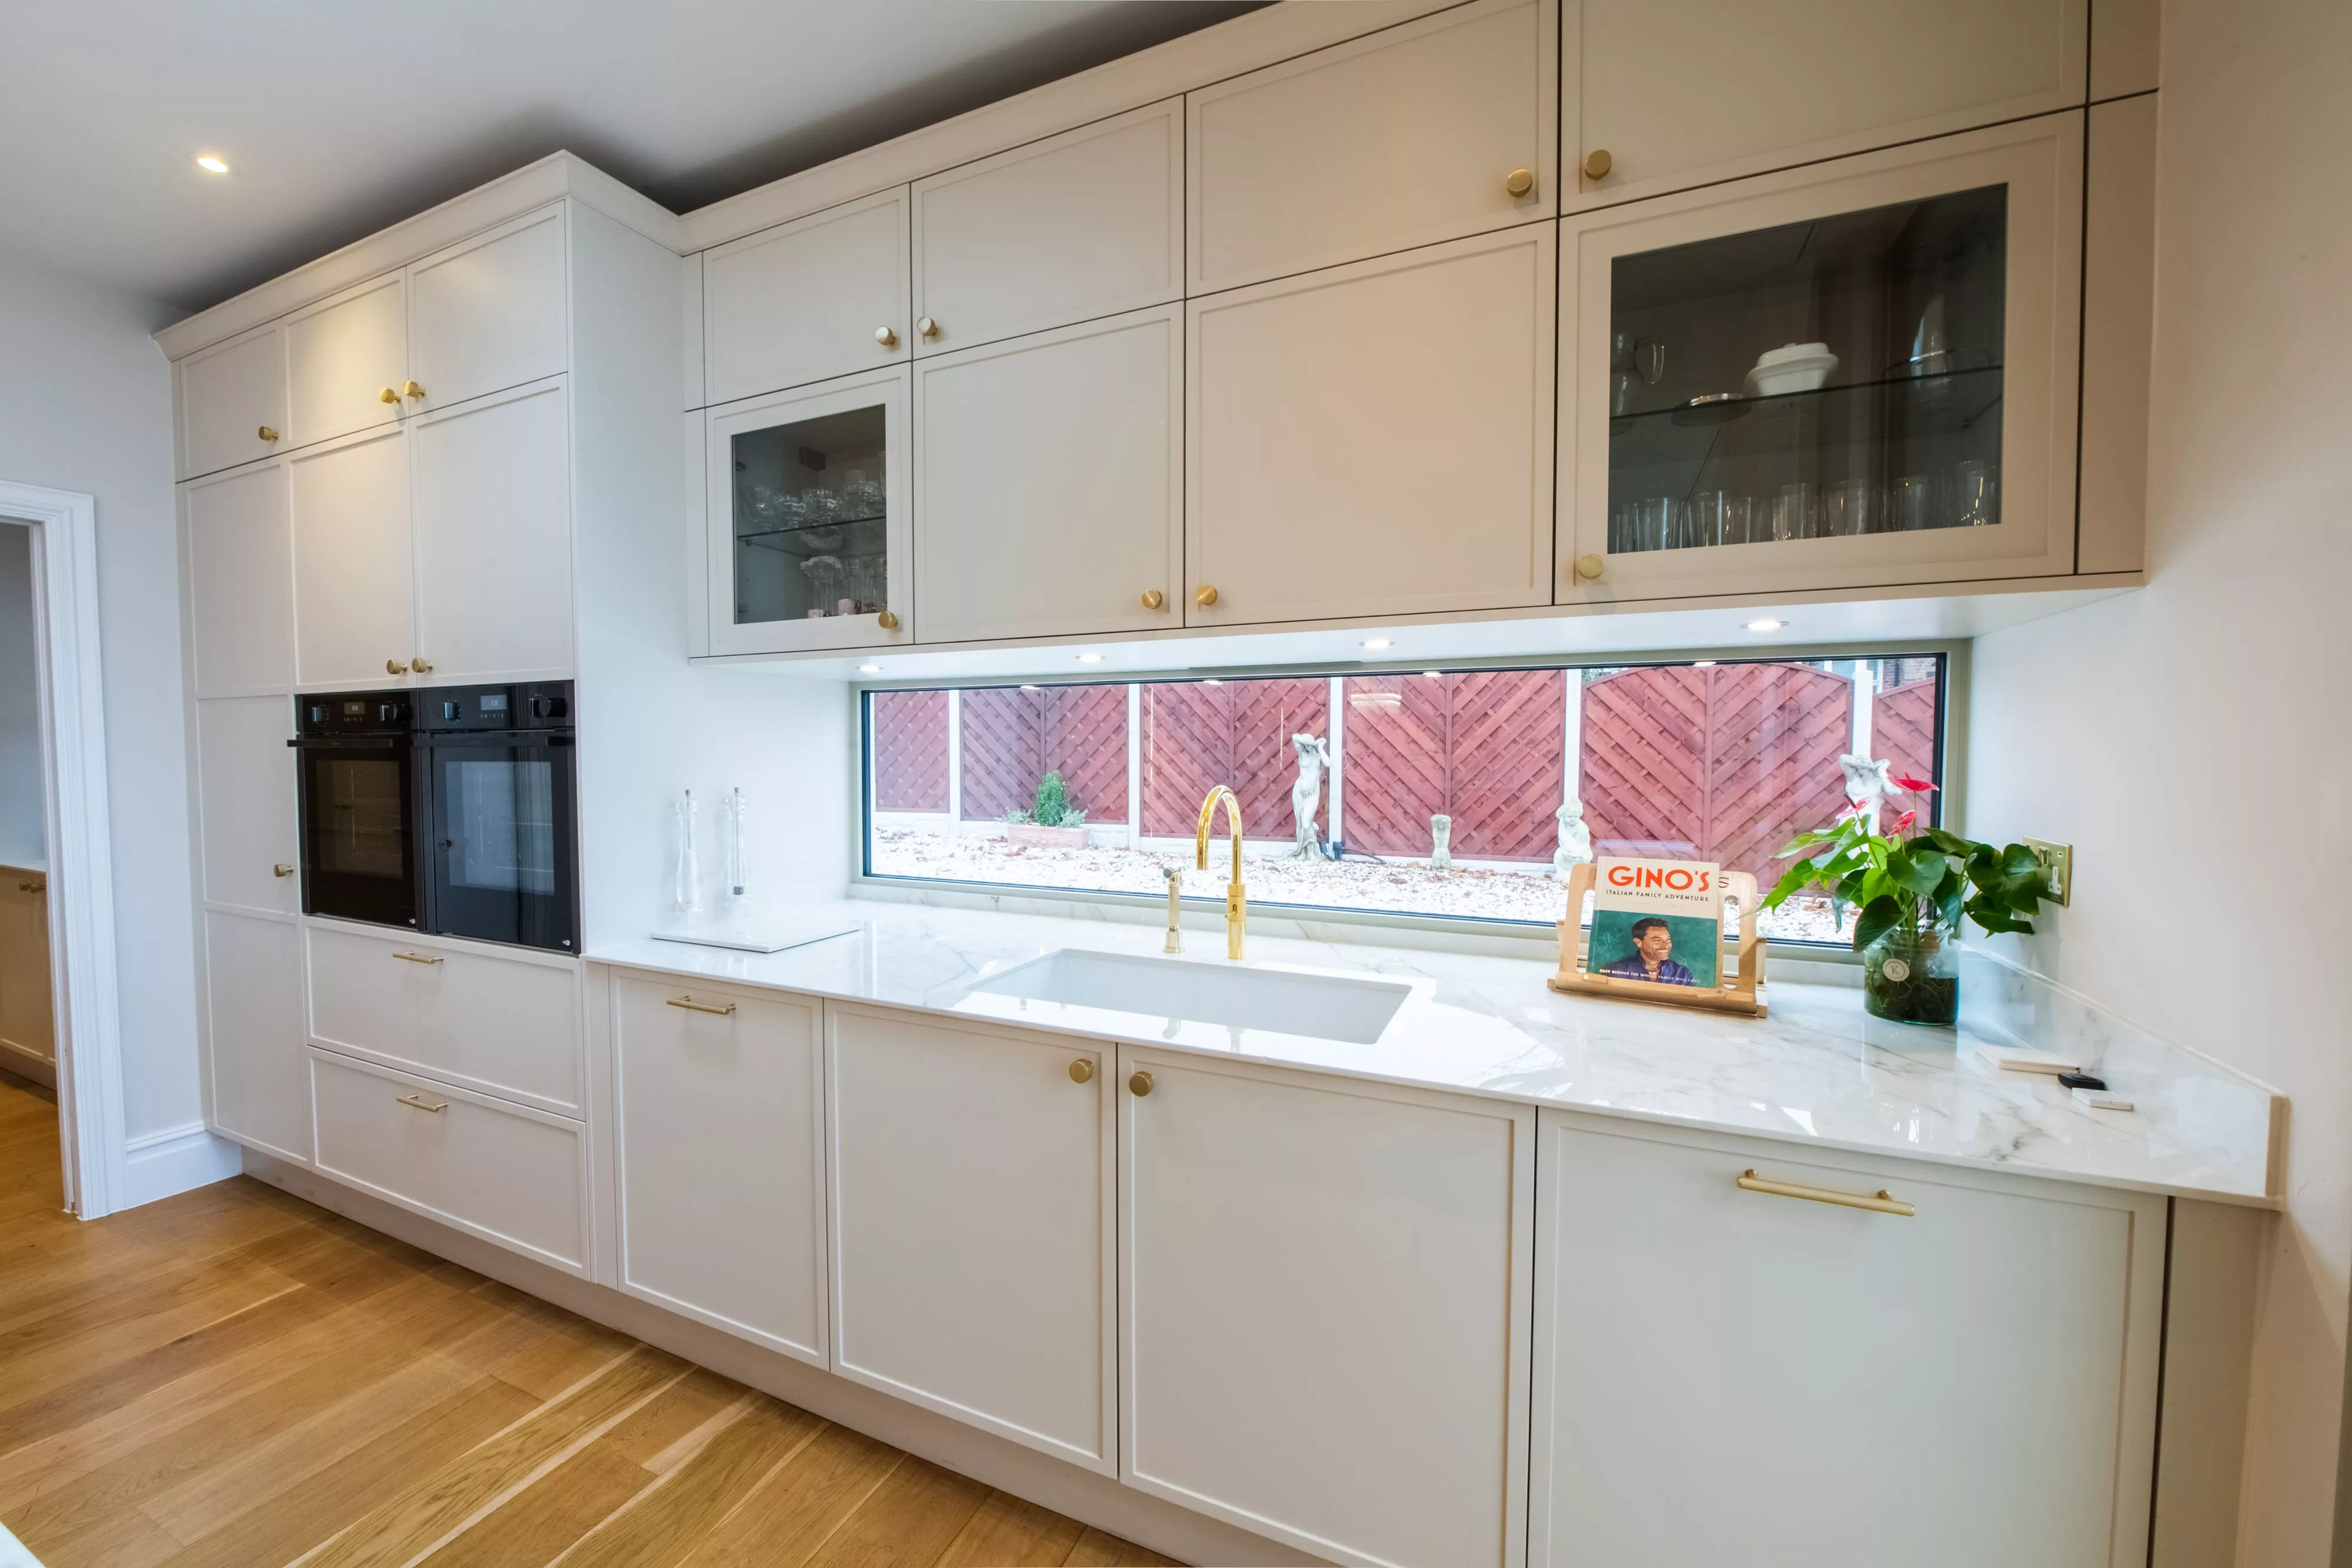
[1838,754,1896,831]
[1553,798,1593,880]
[1289,733,1331,859]
[1429,814,1454,870]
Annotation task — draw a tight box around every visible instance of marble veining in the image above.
[591,900,2280,1205]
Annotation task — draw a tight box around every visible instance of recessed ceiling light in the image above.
[1361,637,1393,651]
[195,154,233,175]
[856,663,881,674]
[1743,618,1788,633]
[1076,652,1102,664]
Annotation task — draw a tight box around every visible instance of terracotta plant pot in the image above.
[1005,824,1090,850]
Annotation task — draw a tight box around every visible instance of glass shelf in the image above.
[734,512,888,556]
[730,403,890,625]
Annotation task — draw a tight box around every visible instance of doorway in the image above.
[0,522,57,1094]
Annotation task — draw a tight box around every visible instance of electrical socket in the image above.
[2024,838,2072,907]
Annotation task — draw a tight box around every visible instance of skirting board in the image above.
[239,1151,1323,1567]
[122,1122,244,1209]
[0,1036,55,1089]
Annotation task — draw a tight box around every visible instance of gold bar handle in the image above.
[666,995,737,1017]
[396,1094,447,1114]
[392,951,445,965]
[1737,1168,1913,1218]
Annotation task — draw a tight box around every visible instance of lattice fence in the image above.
[869,689,948,811]
[1341,671,1566,860]
[1873,678,1940,800]
[960,685,1129,823]
[1140,680,1328,838]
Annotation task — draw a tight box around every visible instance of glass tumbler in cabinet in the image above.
[706,366,911,654]
[1559,114,2084,604]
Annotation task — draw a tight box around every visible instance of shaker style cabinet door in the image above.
[405,206,570,414]
[828,1007,1115,1472]
[176,322,287,480]
[913,306,1182,645]
[289,426,415,689]
[203,909,310,1165]
[0,877,52,1085]
[911,99,1183,357]
[701,188,911,406]
[1120,1048,1534,1568]
[1188,0,1556,295]
[408,377,573,684]
[613,976,828,1363]
[1531,1112,2162,1568]
[194,696,298,917]
[1188,225,1555,628]
[284,273,409,449]
[182,460,293,698]
[1565,0,2087,213]
[1560,113,2084,605]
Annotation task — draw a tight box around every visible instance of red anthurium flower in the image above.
[1892,774,1937,793]
[1892,809,1917,833]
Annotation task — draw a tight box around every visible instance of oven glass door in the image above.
[425,732,577,951]
[296,738,420,928]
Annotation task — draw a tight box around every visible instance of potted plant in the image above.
[1003,771,1090,850]
[1759,775,2050,1025]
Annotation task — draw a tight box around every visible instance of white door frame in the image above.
[0,481,127,1218]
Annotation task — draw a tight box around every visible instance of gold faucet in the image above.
[1195,785,1247,960]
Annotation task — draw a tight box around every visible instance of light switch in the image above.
[2024,838,2072,907]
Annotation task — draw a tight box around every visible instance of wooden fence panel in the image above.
[1581,666,1707,860]
[1341,671,1565,860]
[1140,679,1326,838]
[961,685,1128,823]
[870,689,948,811]
[1045,685,1130,824]
[1874,678,1940,803]
[1339,677,1447,857]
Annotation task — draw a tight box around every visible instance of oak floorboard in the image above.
[416,1442,659,1568]
[560,1398,824,1568]
[680,1420,904,1568]
[937,1489,1087,1567]
[804,1455,992,1568]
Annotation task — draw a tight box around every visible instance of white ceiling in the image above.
[0,1,1257,316]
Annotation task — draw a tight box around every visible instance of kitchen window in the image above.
[861,654,1946,944]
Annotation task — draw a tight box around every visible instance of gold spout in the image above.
[1195,785,1247,960]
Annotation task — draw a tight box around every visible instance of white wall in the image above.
[0,525,41,868]
[0,249,200,1144]
[1963,0,2352,1559]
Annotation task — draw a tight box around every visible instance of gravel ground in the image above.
[870,829,1857,944]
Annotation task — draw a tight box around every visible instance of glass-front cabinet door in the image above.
[706,366,912,654]
[1559,114,2083,604]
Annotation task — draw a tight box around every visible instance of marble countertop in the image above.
[590,900,2281,1206]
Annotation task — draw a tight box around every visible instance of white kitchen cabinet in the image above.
[306,922,582,1116]
[1566,0,2086,213]
[176,323,287,480]
[406,206,570,414]
[182,460,293,698]
[1560,114,2084,604]
[829,1007,1114,1472]
[701,188,911,406]
[202,909,309,1164]
[409,377,573,683]
[285,273,409,449]
[612,975,827,1363]
[1120,1047,1533,1568]
[705,367,911,655]
[290,426,416,688]
[310,1047,589,1275]
[0,872,52,1088]
[1188,224,1555,628]
[911,99,1183,357]
[1531,1112,2162,1568]
[194,696,298,915]
[913,306,1181,645]
[1188,0,1556,295]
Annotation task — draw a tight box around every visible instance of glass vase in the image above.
[1860,918,1960,1025]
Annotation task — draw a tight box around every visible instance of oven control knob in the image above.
[533,695,569,720]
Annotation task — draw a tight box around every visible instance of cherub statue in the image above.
[1429,814,1454,870]
[1838,754,1896,831]
[1553,798,1593,880]
[1289,733,1331,859]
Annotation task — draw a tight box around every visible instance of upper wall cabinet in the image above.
[1188,224,1555,629]
[290,426,416,690]
[702,188,911,406]
[1566,0,2087,213]
[285,273,409,449]
[177,323,287,481]
[1188,0,1557,295]
[409,377,573,684]
[406,207,570,414]
[911,100,1184,357]
[183,461,293,698]
[1560,114,2084,606]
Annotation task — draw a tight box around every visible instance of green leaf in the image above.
[1888,847,1946,896]
[1851,895,1906,953]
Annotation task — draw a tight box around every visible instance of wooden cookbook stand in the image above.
[1548,862,1767,1018]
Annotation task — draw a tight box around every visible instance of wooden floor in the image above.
[0,1072,1175,1568]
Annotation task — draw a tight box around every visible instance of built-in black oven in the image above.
[293,681,577,953]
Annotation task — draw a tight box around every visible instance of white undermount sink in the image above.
[965,949,1411,1045]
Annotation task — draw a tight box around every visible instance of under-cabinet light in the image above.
[1422,671,1442,679]
[1077,653,1102,663]
[195,154,232,175]
[857,664,881,674]
[1361,638,1393,650]
[1743,619,1788,633]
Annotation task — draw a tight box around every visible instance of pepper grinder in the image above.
[1162,866,1184,954]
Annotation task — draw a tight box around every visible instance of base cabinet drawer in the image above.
[1530,1113,2163,1568]
[307,925,581,1114]
[310,1049,587,1274]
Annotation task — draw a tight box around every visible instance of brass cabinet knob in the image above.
[1069,1059,1095,1084]
[1582,148,1614,182]
[876,609,901,631]
[401,380,425,401]
[410,656,434,673]
[272,863,295,878]
[258,425,280,443]
[386,658,410,674]
[1505,167,1535,197]
[874,326,899,348]
[916,316,940,338]
[1573,554,1605,581]
[379,387,399,404]
[1194,586,1218,607]
[1129,1070,1154,1097]
[1141,589,1165,611]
